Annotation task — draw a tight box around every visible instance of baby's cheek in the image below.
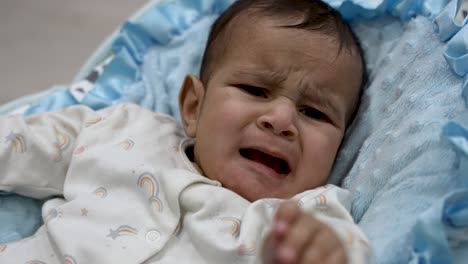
[300,134,341,185]
[306,131,341,161]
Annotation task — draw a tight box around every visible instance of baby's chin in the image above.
[226,182,293,202]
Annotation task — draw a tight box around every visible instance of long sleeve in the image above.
[0,105,101,199]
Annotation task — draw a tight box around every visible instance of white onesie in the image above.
[0,104,372,263]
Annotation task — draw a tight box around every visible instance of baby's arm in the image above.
[262,187,372,264]
[0,105,101,199]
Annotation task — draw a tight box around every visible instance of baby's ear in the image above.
[179,75,205,137]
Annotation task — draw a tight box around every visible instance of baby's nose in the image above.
[257,99,298,139]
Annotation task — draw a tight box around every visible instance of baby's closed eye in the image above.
[235,84,269,98]
[299,106,331,122]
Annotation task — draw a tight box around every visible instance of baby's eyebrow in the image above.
[234,70,287,85]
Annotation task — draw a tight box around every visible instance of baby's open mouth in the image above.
[239,148,291,175]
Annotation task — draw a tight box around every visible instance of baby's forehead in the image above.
[222,12,303,44]
[209,16,334,69]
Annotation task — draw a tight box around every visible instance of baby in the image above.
[0,0,370,263]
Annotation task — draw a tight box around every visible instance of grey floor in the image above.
[0,0,148,105]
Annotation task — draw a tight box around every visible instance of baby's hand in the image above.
[262,201,346,264]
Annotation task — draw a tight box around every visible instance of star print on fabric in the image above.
[106,225,138,240]
[107,229,119,240]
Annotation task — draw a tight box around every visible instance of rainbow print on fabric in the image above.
[73,145,87,155]
[93,187,108,199]
[238,242,256,256]
[149,196,163,212]
[117,139,135,151]
[63,254,77,264]
[5,131,27,154]
[220,217,241,238]
[84,116,102,127]
[137,172,163,213]
[314,194,328,208]
[107,225,138,240]
[55,127,70,150]
[53,127,71,162]
[154,115,174,124]
[138,173,160,197]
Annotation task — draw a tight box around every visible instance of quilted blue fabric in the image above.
[1,0,468,263]
[331,14,468,263]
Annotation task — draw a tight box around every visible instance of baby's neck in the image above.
[185,145,204,175]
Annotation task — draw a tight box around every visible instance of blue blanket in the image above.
[334,14,468,263]
[1,0,468,263]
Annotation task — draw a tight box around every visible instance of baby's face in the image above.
[180,16,362,201]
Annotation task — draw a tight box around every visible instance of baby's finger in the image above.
[273,201,301,238]
[278,215,322,263]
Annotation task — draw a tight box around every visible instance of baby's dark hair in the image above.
[200,0,367,125]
